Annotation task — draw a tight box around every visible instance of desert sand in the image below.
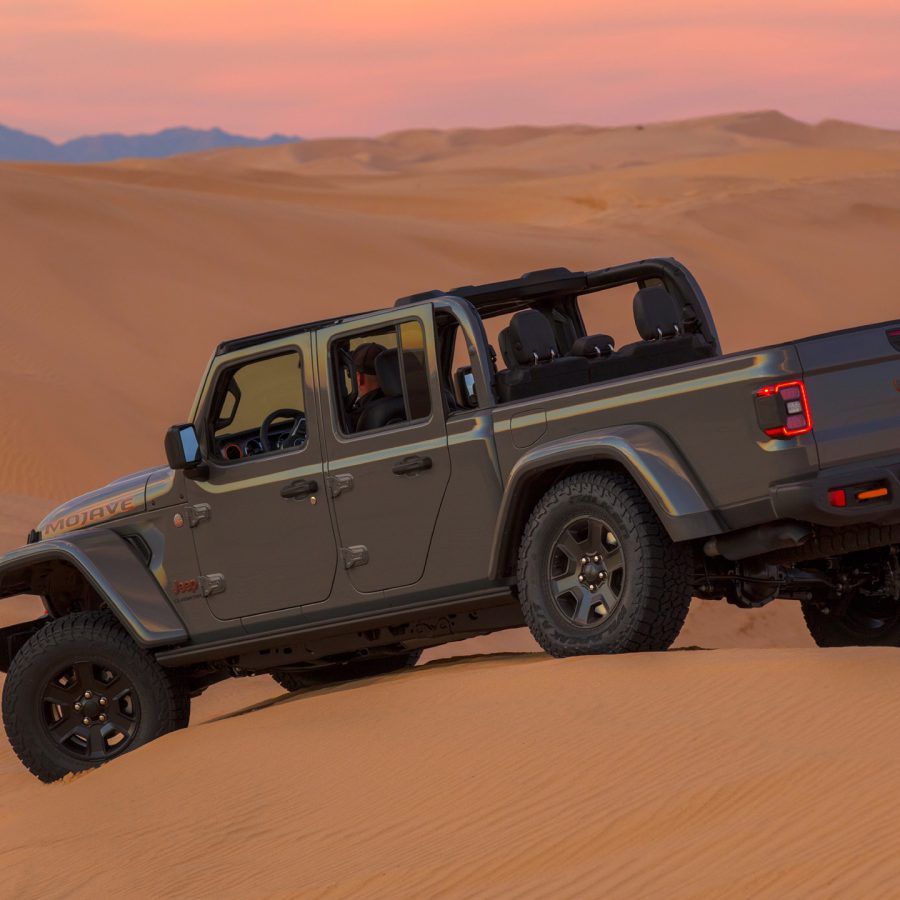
[1,110,899,895]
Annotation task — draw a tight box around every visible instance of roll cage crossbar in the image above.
[214,256,720,361]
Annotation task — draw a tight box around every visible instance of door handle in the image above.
[392,455,432,475]
[280,478,318,499]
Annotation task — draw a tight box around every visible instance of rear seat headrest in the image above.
[633,287,684,341]
[507,309,558,365]
[571,334,615,358]
[498,328,514,369]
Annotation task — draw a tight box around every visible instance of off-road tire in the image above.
[802,597,900,647]
[517,471,692,656]
[2,611,190,782]
[272,650,422,693]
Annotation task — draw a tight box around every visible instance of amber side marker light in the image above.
[858,486,890,501]
[755,380,813,438]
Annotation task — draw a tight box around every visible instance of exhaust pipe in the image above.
[704,521,812,561]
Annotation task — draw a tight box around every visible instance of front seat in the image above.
[496,309,588,402]
[355,350,407,431]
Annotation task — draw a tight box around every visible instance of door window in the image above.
[209,350,307,462]
[331,320,431,435]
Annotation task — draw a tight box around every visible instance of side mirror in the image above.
[165,424,201,470]
[454,366,478,408]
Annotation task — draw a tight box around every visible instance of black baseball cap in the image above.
[352,342,386,375]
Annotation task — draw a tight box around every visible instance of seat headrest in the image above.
[374,349,404,397]
[498,328,514,369]
[633,287,684,340]
[571,334,615,358]
[507,309,558,365]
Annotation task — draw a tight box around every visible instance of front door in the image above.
[184,334,337,620]
[318,310,451,594]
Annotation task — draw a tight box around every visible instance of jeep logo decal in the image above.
[173,578,200,596]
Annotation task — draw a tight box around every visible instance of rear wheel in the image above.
[272,650,422,693]
[1,611,190,782]
[802,595,900,647]
[517,471,692,656]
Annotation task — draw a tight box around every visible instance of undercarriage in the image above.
[696,544,900,615]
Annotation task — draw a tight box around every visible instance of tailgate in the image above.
[797,322,900,468]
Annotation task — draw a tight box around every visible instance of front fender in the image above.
[489,424,722,578]
[0,528,187,649]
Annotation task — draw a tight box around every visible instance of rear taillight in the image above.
[755,380,813,439]
[888,327,900,351]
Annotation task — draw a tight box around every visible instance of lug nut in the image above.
[580,557,587,564]
[74,702,82,712]
[589,584,596,591]
[83,717,90,726]
[99,714,107,723]
[578,575,585,582]
[84,691,93,699]
[99,697,108,706]
[593,555,600,563]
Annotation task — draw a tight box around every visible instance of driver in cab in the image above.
[350,342,386,431]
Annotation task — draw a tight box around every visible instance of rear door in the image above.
[316,307,451,594]
[798,322,900,468]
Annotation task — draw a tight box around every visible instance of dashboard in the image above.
[216,422,307,462]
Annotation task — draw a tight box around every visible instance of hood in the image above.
[37,466,174,539]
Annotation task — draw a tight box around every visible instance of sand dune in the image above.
[3,647,898,898]
[0,111,898,894]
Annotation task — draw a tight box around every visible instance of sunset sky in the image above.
[2,0,898,140]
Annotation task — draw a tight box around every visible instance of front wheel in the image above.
[272,650,422,693]
[517,471,692,656]
[802,595,900,647]
[2,611,190,782]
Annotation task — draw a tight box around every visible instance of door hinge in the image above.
[199,573,226,597]
[341,546,369,569]
[187,503,212,527]
[327,473,354,499]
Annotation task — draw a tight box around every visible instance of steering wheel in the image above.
[260,408,306,453]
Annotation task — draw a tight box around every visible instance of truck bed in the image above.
[490,318,900,539]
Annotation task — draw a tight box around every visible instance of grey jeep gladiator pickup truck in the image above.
[2,257,899,781]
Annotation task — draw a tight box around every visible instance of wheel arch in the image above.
[489,425,722,579]
[0,528,187,657]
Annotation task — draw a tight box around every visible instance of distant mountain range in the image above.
[0,124,301,163]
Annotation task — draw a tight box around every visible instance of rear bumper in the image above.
[0,616,48,673]
[771,456,900,527]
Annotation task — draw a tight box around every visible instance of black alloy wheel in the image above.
[40,659,142,762]
[547,515,626,629]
